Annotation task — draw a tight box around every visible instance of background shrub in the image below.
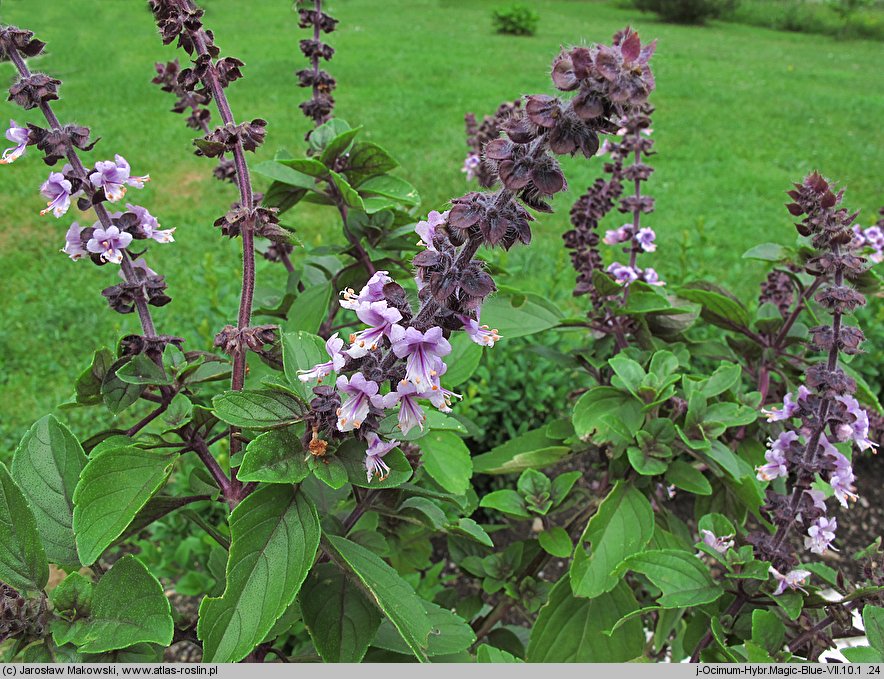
[492,4,540,35]
[632,0,739,24]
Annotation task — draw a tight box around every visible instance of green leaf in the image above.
[399,497,448,530]
[479,489,529,518]
[299,563,381,662]
[115,354,171,386]
[11,415,86,567]
[570,482,654,598]
[701,362,742,398]
[473,426,569,475]
[0,463,48,592]
[51,572,93,619]
[609,355,645,397]
[323,535,432,662]
[73,447,175,565]
[751,609,785,656]
[66,555,173,654]
[329,170,365,210]
[616,549,723,608]
[162,393,193,431]
[285,283,332,335]
[419,431,472,495]
[527,579,645,662]
[75,348,114,405]
[480,288,562,339]
[665,461,712,495]
[843,646,884,663]
[263,180,307,212]
[252,160,317,189]
[539,527,572,558]
[357,174,420,207]
[451,518,494,547]
[337,438,413,489]
[308,118,351,153]
[282,331,330,401]
[309,455,349,489]
[476,644,522,662]
[345,141,399,186]
[864,605,884,656]
[198,485,320,663]
[278,157,329,178]
[573,387,644,445]
[371,600,476,657]
[742,243,790,262]
[101,358,142,415]
[320,126,362,167]
[678,283,751,329]
[212,389,303,429]
[442,333,483,388]
[238,426,310,484]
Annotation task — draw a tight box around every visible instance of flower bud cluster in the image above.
[750,174,876,588]
[296,0,338,127]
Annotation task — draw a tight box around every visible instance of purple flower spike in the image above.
[62,222,86,261]
[364,432,398,482]
[86,225,133,264]
[461,153,481,181]
[756,430,797,481]
[805,516,837,555]
[298,333,346,383]
[40,170,74,217]
[636,227,656,252]
[391,326,452,389]
[700,529,734,554]
[769,567,810,596]
[127,203,175,243]
[89,154,149,203]
[459,314,501,348]
[374,381,426,435]
[415,210,448,251]
[339,270,392,310]
[825,444,858,507]
[1,120,29,164]
[335,372,379,431]
[346,301,403,358]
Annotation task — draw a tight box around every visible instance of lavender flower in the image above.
[834,395,877,452]
[460,314,502,348]
[761,387,810,422]
[346,301,403,358]
[607,262,638,285]
[635,227,656,252]
[127,203,175,243]
[769,567,811,596]
[298,333,346,383]
[804,516,837,555]
[86,225,133,264]
[39,170,74,217]
[700,529,734,554]
[391,326,452,389]
[461,153,481,181]
[374,381,426,435]
[364,432,397,482]
[825,445,858,507]
[641,267,665,286]
[62,222,86,261]
[89,155,149,203]
[603,224,631,245]
[755,431,798,482]
[335,372,379,431]
[415,210,448,251]
[339,270,392,310]
[852,223,884,264]
[0,120,28,164]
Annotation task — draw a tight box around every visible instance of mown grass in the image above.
[0,0,881,449]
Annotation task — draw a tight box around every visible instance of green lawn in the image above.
[0,0,881,449]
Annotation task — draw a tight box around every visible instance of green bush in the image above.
[492,4,540,35]
[632,0,739,24]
